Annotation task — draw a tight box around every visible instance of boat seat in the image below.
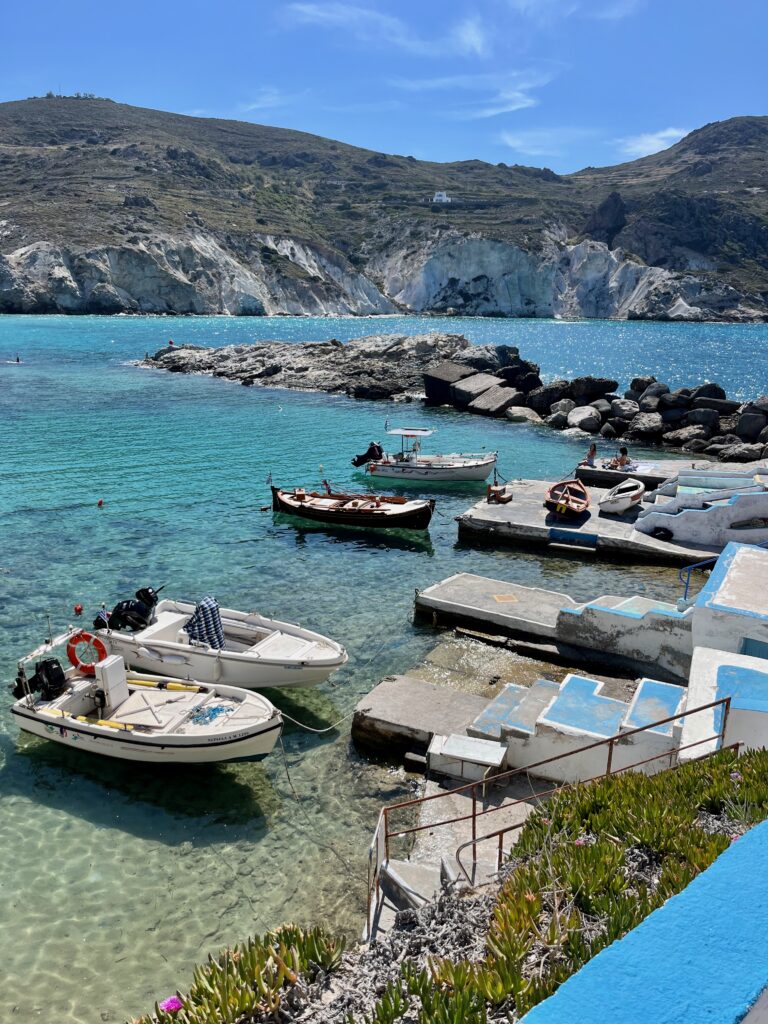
[136,612,190,642]
[248,631,317,659]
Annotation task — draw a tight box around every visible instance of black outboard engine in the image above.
[12,658,68,701]
[351,441,383,468]
[95,585,163,632]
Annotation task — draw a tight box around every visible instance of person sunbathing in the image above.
[579,443,597,467]
[607,446,630,469]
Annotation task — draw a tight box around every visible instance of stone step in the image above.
[621,677,686,737]
[500,679,561,738]
[539,674,628,738]
[466,682,526,740]
[380,858,443,912]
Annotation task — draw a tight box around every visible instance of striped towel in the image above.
[185,596,225,650]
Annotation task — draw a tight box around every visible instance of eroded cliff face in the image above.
[0,224,761,319]
[0,232,396,316]
[368,230,759,321]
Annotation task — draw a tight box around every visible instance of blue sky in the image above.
[1,0,766,172]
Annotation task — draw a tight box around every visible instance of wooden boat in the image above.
[544,479,590,518]
[598,478,646,515]
[86,588,347,690]
[272,485,435,530]
[11,648,282,764]
[353,428,496,483]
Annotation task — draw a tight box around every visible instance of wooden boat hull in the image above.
[598,479,646,515]
[272,486,435,530]
[544,479,590,518]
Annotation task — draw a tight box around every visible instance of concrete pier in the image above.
[457,478,719,565]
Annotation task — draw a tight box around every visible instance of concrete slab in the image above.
[576,457,768,492]
[457,479,720,565]
[351,675,488,757]
[502,679,561,737]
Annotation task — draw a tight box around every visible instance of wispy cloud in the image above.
[239,87,303,113]
[285,3,490,58]
[589,0,644,18]
[617,126,688,158]
[391,68,558,119]
[499,126,597,158]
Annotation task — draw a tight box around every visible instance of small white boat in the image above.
[598,478,646,515]
[11,648,282,764]
[353,428,496,483]
[81,588,347,689]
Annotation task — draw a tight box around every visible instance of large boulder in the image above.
[451,373,506,407]
[759,426,768,445]
[527,380,573,413]
[506,406,542,424]
[468,385,521,417]
[688,408,720,430]
[639,394,660,412]
[611,398,640,420]
[546,412,569,430]
[590,398,612,418]
[691,396,740,414]
[625,412,664,436]
[631,375,656,393]
[746,395,768,416]
[659,392,690,411]
[567,406,602,432]
[497,360,541,387]
[600,422,618,439]
[624,389,641,402]
[682,439,711,453]
[660,406,688,424]
[709,434,742,446]
[606,417,628,435]
[551,398,576,415]
[690,382,727,402]
[640,382,670,399]
[570,376,619,402]
[662,425,711,446]
[736,411,767,440]
[423,360,476,405]
[717,442,764,462]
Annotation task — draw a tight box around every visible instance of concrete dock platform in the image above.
[575,456,768,493]
[457,478,719,565]
[351,675,488,757]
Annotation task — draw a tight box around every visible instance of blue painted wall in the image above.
[522,820,768,1024]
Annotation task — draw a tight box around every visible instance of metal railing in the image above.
[679,539,768,601]
[366,695,733,934]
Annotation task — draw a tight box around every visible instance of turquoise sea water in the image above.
[0,314,764,1023]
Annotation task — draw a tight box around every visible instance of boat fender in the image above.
[166,682,202,692]
[67,631,108,675]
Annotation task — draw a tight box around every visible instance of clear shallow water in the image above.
[0,314,761,1022]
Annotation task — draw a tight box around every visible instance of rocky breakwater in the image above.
[143,331,519,401]
[425,359,768,461]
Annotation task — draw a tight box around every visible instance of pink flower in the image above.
[730,771,743,783]
[574,838,586,847]
[159,996,183,1013]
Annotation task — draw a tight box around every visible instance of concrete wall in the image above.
[557,601,692,682]
[692,544,768,656]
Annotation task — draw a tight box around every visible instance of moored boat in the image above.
[10,648,282,764]
[272,484,435,530]
[598,478,646,515]
[544,479,590,518]
[83,587,347,689]
[353,428,496,482]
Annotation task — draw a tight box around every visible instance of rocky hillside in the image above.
[0,97,766,319]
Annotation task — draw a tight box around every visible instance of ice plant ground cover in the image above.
[129,748,768,1024]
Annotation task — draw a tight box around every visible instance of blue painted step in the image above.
[540,675,627,738]
[466,683,526,741]
[623,678,685,737]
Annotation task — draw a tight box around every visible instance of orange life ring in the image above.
[67,630,108,675]
[369,462,377,473]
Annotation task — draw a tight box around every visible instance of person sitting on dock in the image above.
[608,446,630,469]
[579,443,597,467]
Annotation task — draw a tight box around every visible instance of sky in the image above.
[1,0,766,173]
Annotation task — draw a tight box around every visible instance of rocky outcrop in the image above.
[143,332,517,400]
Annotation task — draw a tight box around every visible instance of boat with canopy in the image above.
[352,428,496,482]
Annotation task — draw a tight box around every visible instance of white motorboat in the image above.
[79,587,347,689]
[352,428,496,483]
[11,647,283,764]
[598,478,646,515]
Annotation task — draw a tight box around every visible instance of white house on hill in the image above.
[432,190,451,203]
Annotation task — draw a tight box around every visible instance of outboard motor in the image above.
[95,585,163,632]
[12,658,68,701]
[351,441,383,468]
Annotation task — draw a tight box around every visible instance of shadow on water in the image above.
[266,514,436,554]
[1,733,281,839]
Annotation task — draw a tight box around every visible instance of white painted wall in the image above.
[692,604,768,656]
[635,491,768,547]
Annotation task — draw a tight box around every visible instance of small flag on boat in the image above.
[266,471,273,486]
[96,606,110,627]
